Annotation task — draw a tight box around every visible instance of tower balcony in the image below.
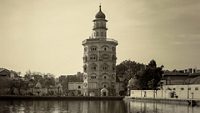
[93,27,108,30]
[82,38,118,46]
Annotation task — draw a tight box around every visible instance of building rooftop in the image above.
[163,72,189,76]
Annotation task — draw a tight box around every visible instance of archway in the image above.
[101,88,109,96]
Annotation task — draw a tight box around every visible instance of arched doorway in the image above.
[101,88,109,96]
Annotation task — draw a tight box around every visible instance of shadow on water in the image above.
[0,100,200,113]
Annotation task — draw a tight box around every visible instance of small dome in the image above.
[127,78,138,87]
[95,5,106,19]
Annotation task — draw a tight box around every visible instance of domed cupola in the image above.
[92,5,108,38]
[95,5,106,19]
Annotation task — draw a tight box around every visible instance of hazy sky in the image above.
[1,0,200,76]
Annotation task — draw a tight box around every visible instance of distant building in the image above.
[0,68,19,79]
[161,68,200,85]
[67,72,84,83]
[82,5,118,96]
[161,71,189,85]
[34,81,43,96]
[0,68,10,77]
[59,72,84,96]
[68,82,83,96]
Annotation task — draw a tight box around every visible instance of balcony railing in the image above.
[82,38,118,45]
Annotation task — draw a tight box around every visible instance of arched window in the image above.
[90,46,97,51]
[102,54,109,60]
[91,73,97,79]
[103,66,107,70]
[83,65,87,72]
[102,73,109,80]
[102,63,109,71]
[91,63,97,71]
[91,76,96,79]
[112,47,115,51]
[101,45,109,51]
[90,54,97,61]
[83,56,87,62]
[102,82,108,88]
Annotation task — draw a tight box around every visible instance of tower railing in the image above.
[82,38,118,44]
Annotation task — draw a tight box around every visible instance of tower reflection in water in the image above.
[0,100,126,113]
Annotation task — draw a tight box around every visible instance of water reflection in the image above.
[0,100,126,113]
[0,100,199,113]
[127,101,200,113]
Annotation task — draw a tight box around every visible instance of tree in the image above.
[24,70,56,95]
[58,76,68,94]
[138,60,164,90]
[44,76,55,95]
[28,79,35,95]
[116,60,145,79]
[0,76,12,95]
[116,60,145,95]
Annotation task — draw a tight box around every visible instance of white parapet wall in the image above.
[163,84,200,99]
[130,90,163,98]
[130,84,200,99]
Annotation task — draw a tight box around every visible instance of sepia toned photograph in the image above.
[0,0,200,113]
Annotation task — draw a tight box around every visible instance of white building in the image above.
[68,82,83,96]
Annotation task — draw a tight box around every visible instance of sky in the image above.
[0,0,200,76]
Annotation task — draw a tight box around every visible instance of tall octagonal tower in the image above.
[82,5,118,96]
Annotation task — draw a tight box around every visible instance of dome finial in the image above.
[95,4,106,19]
[99,4,101,11]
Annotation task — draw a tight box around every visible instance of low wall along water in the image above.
[130,85,200,99]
